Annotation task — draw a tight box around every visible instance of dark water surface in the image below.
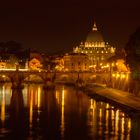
[0,84,140,140]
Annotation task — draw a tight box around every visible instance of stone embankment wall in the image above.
[95,72,140,96]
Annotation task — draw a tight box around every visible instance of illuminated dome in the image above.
[86,22,104,42]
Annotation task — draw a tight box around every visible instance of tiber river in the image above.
[0,83,140,140]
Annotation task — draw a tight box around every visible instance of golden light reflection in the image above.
[106,103,109,109]
[99,108,102,117]
[89,99,94,125]
[29,90,33,128]
[121,117,125,133]
[88,99,97,137]
[90,99,96,116]
[0,84,134,139]
[93,100,96,108]
[55,91,60,105]
[92,99,96,116]
[1,86,5,126]
[126,118,131,140]
[90,99,93,109]
[99,108,102,124]
[128,118,131,131]
[115,110,119,135]
[121,116,125,140]
[37,87,41,108]
[106,109,109,132]
[98,107,103,135]
[61,86,65,138]
[111,109,115,131]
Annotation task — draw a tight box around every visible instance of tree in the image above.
[8,55,18,69]
[125,26,140,79]
[0,42,5,52]
[4,40,23,53]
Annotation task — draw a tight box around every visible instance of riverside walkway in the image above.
[85,83,140,114]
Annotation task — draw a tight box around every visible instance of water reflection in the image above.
[10,89,24,114]
[87,101,132,140]
[0,86,6,136]
[1,86,5,127]
[0,84,140,139]
[9,88,26,139]
[60,86,65,139]
[130,116,140,140]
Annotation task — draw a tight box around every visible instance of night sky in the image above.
[0,0,140,54]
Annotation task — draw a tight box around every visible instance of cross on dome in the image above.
[92,22,98,31]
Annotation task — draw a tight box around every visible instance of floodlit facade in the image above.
[63,53,90,71]
[73,22,116,70]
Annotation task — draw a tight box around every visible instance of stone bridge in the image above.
[0,70,108,88]
[0,70,55,89]
[1,70,129,89]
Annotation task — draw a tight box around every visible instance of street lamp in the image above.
[15,63,19,71]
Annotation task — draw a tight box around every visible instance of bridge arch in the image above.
[24,74,44,83]
[0,70,106,88]
[57,74,71,81]
[0,74,11,82]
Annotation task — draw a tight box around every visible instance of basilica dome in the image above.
[86,22,104,42]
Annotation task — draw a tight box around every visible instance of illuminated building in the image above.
[29,58,42,70]
[63,53,89,71]
[54,56,64,71]
[73,22,116,69]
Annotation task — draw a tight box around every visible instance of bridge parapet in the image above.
[0,70,104,88]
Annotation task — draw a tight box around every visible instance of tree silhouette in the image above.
[125,26,140,79]
[0,41,23,53]
[4,41,23,53]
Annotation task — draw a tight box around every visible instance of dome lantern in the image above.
[92,22,97,31]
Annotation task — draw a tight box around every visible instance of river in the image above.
[0,83,140,140]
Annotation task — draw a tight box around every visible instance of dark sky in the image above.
[0,0,140,54]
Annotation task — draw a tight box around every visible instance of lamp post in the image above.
[15,62,19,71]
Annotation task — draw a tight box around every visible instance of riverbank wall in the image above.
[84,83,140,117]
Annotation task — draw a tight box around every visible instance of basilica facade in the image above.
[73,22,116,70]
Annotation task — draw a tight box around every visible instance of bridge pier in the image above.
[10,75,24,89]
[11,82,24,89]
[75,73,85,89]
[43,78,55,90]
